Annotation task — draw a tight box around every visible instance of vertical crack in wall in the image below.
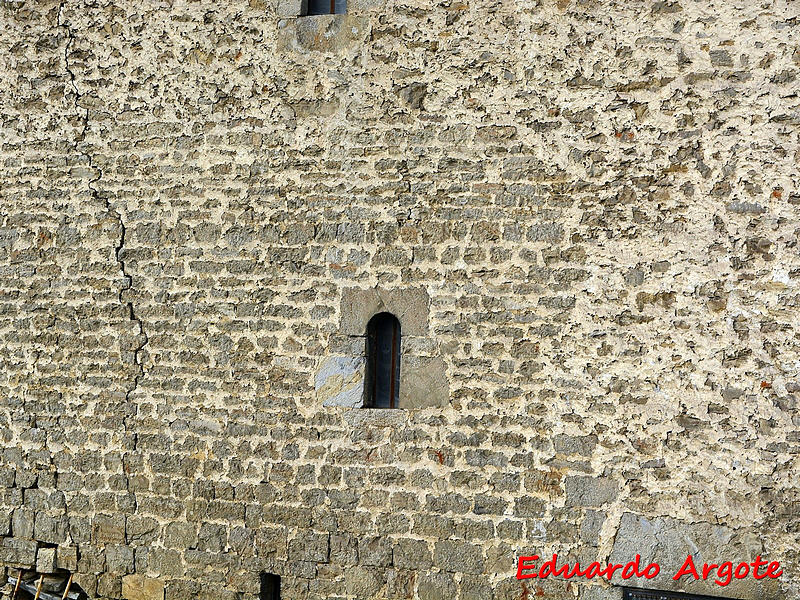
[59,3,148,448]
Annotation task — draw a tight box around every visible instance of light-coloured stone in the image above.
[609,513,781,597]
[122,574,165,600]
[36,547,57,573]
[316,355,366,407]
[276,0,307,17]
[277,14,369,53]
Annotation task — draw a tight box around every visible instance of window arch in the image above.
[364,312,401,408]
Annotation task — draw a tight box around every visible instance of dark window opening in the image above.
[364,312,400,408]
[623,588,732,600]
[260,573,280,600]
[307,0,346,14]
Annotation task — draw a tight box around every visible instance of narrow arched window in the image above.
[364,313,401,408]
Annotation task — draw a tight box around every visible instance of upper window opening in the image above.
[307,0,346,14]
[365,312,401,408]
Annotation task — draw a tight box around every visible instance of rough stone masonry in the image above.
[0,0,798,599]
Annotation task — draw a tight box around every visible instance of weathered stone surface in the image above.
[36,547,57,573]
[433,540,484,574]
[344,566,382,597]
[11,508,33,539]
[393,538,432,570]
[358,535,392,567]
[106,545,135,574]
[0,538,37,568]
[276,0,307,18]
[564,476,619,507]
[93,515,126,545]
[277,14,369,53]
[0,1,798,599]
[609,513,781,597]
[56,545,78,571]
[399,355,450,409]
[316,355,365,407]
[554,434,597,456]
[340,287,430,336]
[417,572,456,600]
[342,408,407,429]
[122,574,165,600]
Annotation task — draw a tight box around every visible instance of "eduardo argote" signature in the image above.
[516,554,783,587]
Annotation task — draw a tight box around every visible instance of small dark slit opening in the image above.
[260,573,280,600]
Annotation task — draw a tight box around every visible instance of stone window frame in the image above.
[275,0,371,54]
[315,287,449,410]
[277,0,375,17]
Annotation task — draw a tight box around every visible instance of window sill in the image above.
[343,408,407,429]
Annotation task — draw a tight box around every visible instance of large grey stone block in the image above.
[564,476,619,507]
[340,287,430,336]
[399,355,449,409]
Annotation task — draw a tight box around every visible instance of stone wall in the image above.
[0,0,798,599]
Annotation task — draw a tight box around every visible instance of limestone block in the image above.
[92,514,126,545]
[34,513,68,544]
[106,544,135,574]
[433,540,484,574]
[329,534,358,565]
[343,409,407,429]
[553,434,598,456]
[11,508,33,539]
[386,569,415,599]
[459,575,493,600]
[357,536,392,567]
[36,547,57,573]
[340,287,430,336]
[344,566,381,598]
[277,15,369,53]
[56,545,78,571]
[417,572,456,600]
[564,476,619,507]
[347,0,383,12]
[0,510,9,537]
[0,537,37,568]
[122,574,165,600]
[392,538,432,570]
[276,0,307,17]
[316,355,365,407]
[608,513,780,598]
[399,355,449,409]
